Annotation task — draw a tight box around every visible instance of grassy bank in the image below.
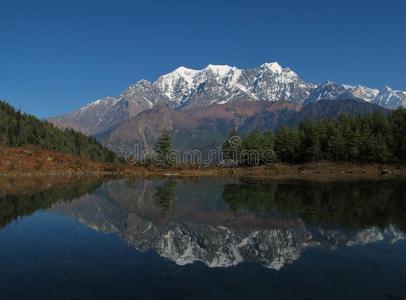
[131,161,406,181]
[2,145,406,180]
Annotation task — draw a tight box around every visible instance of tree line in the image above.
[223,109,406,165]
[0,101,118,163]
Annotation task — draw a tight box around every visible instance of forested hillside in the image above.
[223,109,406,164]
[0,101,118,163]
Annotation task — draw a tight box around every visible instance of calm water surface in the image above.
[0,177,406,299]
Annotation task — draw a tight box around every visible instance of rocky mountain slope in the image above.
[95,100,301,154]
[95,99,388,155]
[49,62,406,136]
[50,81,171,135]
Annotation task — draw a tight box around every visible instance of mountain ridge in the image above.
[49,62,406,136]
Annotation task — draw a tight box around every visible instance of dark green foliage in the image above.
[222,129,275,166]
[153,179,176,217]
[153,129,173,167]
[222,179,406,232]
[274,126,301,163]
[0,101,118,162]
[298,120,322,162]
[241,130,274,166]
[0,178,103,229]
[390,109,406,161]
[222,109,406,164]
[222,129,242,162]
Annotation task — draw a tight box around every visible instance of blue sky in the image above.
[1,0,405,117]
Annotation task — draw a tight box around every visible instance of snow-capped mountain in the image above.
[50,80,171,134]
[49,62,406,135]
[374,85,406,108]
[344,85,380,102]
[155,62,312,108]
[305,81,353,104]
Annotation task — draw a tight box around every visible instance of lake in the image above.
[0,177,406,299]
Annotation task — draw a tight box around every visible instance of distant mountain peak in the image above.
[171,66,199,80]
[205,64,234,74]
[383,84,394,91]
[78,96,119,114]
[49,61,406,136]
[261,62,283,73]
[136,79,153,86]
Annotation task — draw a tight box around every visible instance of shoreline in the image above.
[2,162,406,181]
[3,146,406,181]
[0,146,406,180]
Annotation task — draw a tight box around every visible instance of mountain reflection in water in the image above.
[40,178,406,270]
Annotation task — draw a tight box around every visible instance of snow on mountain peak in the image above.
[383,85,393,92]
[137,79,152,86]
[79,96,119,113]
[160,66,198,84]
[262,62,283,73]
[348,85,379,102]
[323,80,335,86]
[154,64,247,103]
[204,64,244,88]
[205,64,234,77]
[173,66,199,78]
[154,67,199,99]
[259,62,300,82]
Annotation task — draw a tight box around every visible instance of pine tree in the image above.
[153,129,173,167]
[222,128,242,163]
[390,109,406,161]
[220,109,406,165]
[0,100,118,163]
[299,120,321,162]
[154,179,176,217]
[274,126,300,163]
[324,120,346,161]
